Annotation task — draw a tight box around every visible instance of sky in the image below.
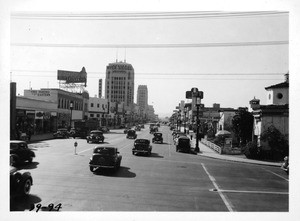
[7,3,290,118]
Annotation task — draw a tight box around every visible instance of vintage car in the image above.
[86,130,105,143]
[281,156,289,174]
[176,136,191,153]
[152,132,163,144]
[134,125,141,131]
[53,128,69,139]
[89,146,122,172]
[124,127,131,134]
[10,140,35,165]
[132,139,152,156]
[10,166,33,197]
[173,132,187,145]
[127,129,137,139]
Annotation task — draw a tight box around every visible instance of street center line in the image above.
[218,189,288,195]
[201,163,235,212]
[263,168,289,182]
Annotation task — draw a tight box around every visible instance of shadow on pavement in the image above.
[28,142,50,148]
[16,162,39,170]
[93,166,136,178]
[10,194,42,211]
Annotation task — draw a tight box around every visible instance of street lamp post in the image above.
[195,96,201,152]
[184,107,187,134]
[70,101,74,128]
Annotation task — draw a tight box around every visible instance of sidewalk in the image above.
[190,138,282,167]
[29,133,54,143]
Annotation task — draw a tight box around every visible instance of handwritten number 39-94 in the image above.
[30,203,62,212]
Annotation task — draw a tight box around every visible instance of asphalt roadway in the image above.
[10,125,289,212]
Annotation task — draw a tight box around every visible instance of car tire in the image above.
[89,166,94,172]
[20,178,32,196]
[132,151,135,155]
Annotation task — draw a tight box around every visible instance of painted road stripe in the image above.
[218,189,288,195]
[263,168,289,182]
[201,163,235,212]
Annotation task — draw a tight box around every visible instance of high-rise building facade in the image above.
[137,85,148,116]
[105,61,134,108]
[98,79,102,98]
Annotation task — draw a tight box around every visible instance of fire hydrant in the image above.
[74,141,78,155]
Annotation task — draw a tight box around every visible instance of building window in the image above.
[97,104,100,108]
[90,114,94,117]
[268,94,271,100]
[91,103,94,107]
[96,114,100,118]
[277,93,283,99]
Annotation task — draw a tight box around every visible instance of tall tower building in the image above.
[105,61,134,107]
[137,85,148,115]
[98,79,102,98]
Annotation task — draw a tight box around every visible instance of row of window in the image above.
[90,103,107,109]
[58,98,83,111]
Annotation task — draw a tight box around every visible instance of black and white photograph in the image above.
[1,0,300,220]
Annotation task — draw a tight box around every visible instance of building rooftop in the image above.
[265,81,289,90]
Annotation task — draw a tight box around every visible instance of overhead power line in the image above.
[11,11,288,20]
[11,70,285,76]
[11,41,288,48]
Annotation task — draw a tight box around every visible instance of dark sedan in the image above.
[132,139,152,156]
[126,129,137,139]
[152,132,163,144]
[89,146,122,172]
[10,140,35,165]
[86,130,104,143]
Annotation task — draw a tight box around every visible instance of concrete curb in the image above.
[196,152,282,167]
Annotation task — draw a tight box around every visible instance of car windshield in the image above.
[178,139,190,145]
[135,139,150,145]
[154,133,162,137]
[90,132,103,136]
[94,147,116,155]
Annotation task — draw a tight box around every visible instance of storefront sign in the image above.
[35,111,44,119]
[29,90,51,97]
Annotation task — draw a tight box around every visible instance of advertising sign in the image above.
[57,67,87,86]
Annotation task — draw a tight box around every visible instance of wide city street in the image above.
[10,125,288,212]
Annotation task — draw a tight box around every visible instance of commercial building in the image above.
[105,60,135,108]
[88,96,108,126]
[137,85,148,119]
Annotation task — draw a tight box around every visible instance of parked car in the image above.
[173,132,187,145]
[10,166,33,197]
[127,129,137,139]
[10,140,35,165]
[86,130,105,143]
[89,146,122,172]
[53,128,69,138]
[176,136,191,153]
[152,132,163,144]
[99,126,110,133]
[281,156,289,174]
[132,139,152,156]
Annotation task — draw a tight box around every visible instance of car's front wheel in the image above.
[89,166,94,172]
[20,178,32,196]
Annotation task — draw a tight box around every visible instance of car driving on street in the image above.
[53,128,70,139]
[152,132,163,144]
[176,136,191,153]
[126,129,137,139]
[86,130,105,143]
[132,139,152,156]
[89,146,122,172]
